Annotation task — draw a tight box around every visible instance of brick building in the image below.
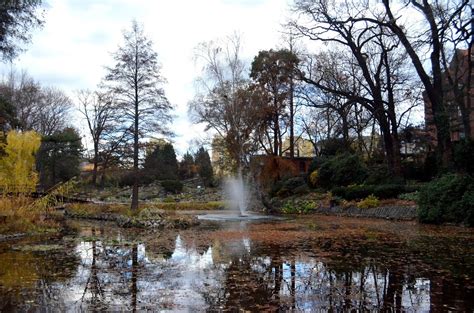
[424,48,474,146]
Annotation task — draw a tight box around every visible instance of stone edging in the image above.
[312,205,418,220]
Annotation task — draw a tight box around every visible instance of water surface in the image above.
[0,216,472,311]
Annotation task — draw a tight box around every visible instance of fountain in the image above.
[197,171,283,221]
[225,172,248,217]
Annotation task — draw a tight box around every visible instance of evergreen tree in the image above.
[178,151,195,180]
[143,142,178,181]
[194,147,213,186]
[36,127,82,188]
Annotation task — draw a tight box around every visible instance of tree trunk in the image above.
[382,0,453,169]
[92,142,98,186]
[131,81,139,211]
[289,77,295,158]
[273,114,279,156]
[379,118,401,176]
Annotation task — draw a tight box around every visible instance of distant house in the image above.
[281,137,317,158]
[424,48,474,146]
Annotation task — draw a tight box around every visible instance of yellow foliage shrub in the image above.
[357,195,380,209]
[309,170,318,187]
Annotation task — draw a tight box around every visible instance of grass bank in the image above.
[0,196,62,236]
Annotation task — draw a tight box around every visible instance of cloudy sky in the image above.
[1,0,294,155]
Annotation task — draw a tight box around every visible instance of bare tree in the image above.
[0,70,72,136]
[294,0,471,167]
[77,90,118,185]
[37,87,72,136]
[189,34,260,170]
[104,21,172,210]
[290,1,420,175]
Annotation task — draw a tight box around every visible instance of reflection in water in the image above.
[0,220,472,311]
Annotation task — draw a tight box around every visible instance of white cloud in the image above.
[1,0,292,155]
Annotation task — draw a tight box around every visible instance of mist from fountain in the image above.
[224,171,248,216]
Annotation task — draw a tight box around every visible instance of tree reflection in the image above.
[80,227,106,311]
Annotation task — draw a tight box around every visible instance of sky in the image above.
[0,0,293,156]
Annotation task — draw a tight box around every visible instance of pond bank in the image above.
[310,205,417,220]
[64,207,199,229]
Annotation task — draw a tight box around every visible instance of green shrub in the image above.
[281,200,316,214]
[163,196,175,203]
[293,184,310,195]
[283,176,306,190]
[161,180,183,194]
[332,184,416,200]
[271,177,306,198]
[357,195,380,209]
[418,174,474,226]
[269,180,284,197]
[318,153,367,188]
[454,139,474,174]
[319,138,353,156]
[118,171,136,187]
[307,156,328,174]
[398,191,419,202]
[364,164,392,185]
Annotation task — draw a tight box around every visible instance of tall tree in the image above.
[250,49,299,156]
[292,0,471,168]
[0,0,44,60]
[143,141,179,181]
[189,35,260,170]
[0,95,17,136]
[291,2,419,175]
[36,127,82,189]
[194,147,214,186]
[178,151,195,180]
[104,21,172,210]
[0,70,72,136]
[77,90,117,186]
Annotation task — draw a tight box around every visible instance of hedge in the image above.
[332,184,418,200]
[418,174,473,226]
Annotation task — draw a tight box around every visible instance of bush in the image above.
[418,174,474,226]
[283,177,306,190]
[319,138,353,156]
[308,170,319,188]
[281,200,316,214]
[293,184,310,195]
[163,196,175,203]
[364,164,396,185]
[118,171,135,187]
[357,195,380,209]
[318,153,367,188]
[454,139,474,174]
[161,180,183,194]
[271,176,306,198]
[332,184,417,200]
[398,191,419,202]
[307,156,328,174]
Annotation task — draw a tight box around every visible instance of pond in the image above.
[0,215,473,311]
